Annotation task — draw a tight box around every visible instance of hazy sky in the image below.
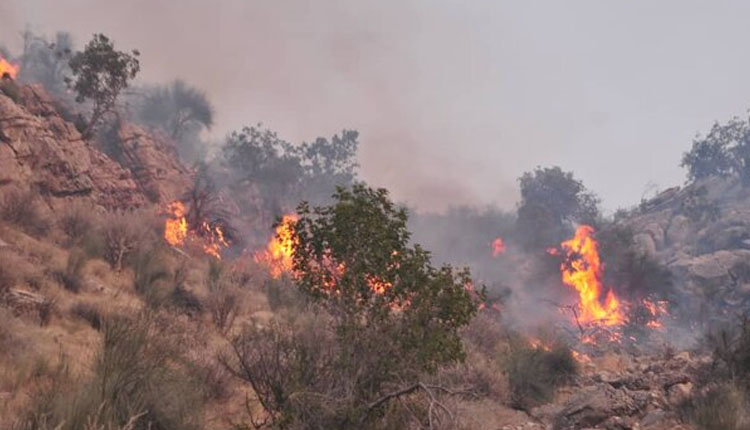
[3,1,750,212]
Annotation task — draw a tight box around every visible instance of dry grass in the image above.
[0,190,51,237]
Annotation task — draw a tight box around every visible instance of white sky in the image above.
[3,1,750,212]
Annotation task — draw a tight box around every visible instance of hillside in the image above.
[0,80,748,429]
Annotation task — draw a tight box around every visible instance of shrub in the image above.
[226,185,482,429]
[70,302,103,330]
[57,248,88,293]
[705,316,750,380]
[59,203,95,245]
[37,296,56,327]
[169,285,203,316]
[0,190,51,236]
[102,212,145,272]
[130,248,170,308]
[505,341,578,410]
[680,382,749,430]
[21,313,203,430]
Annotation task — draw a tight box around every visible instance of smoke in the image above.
[9,1,750,212]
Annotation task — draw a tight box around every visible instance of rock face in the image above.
[0,84,190,210]
[623,177,750,314]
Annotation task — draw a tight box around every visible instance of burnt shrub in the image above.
[0,190,51,237]
[505,341,578,410]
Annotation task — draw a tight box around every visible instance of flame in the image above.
[528,337,552,351]
[491,237,506,257]
[560,225,625,327]
[0,55,19,79]
[254,214,298,278]
[163,200,229,259]
[164,201,188,246]
[642,298,669,329]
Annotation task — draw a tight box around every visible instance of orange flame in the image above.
[560,225,625,327]
[642,298,669,329]
[0,55,19,79]
[163,200,229,259]
[254,214,298,278]
[491,237,506,257]
[164,201,188,247]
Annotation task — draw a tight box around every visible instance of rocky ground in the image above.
[503,348,708,430]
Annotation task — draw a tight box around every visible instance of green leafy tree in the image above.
[67,34,140,137]
[291,184,479,372]
[225,185,482,428]
[681,119,742,182]
[515,166,599,250]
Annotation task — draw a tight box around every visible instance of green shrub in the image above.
[505,341,578,410]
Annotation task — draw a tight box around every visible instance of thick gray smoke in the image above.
[6,1,750,212]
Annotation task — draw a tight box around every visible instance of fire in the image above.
[254,214,298,278]
[559,225,625,327]
[164,201,188,246]
[0,55,19,79]
[491,237,506,257]
[163,200,229,259]
[642,298,669,329]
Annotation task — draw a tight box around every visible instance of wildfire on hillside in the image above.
[163,200,230,259]
[0,54,19,79]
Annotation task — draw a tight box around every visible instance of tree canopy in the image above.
[67,34,140,137]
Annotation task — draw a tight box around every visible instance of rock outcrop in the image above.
[622,177,750,314]
[0,84,190,210]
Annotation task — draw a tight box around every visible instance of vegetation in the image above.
[136,80,214,162]
[505,341,578,410]
[515,166,599,250]
[221,125,359,218]
[681,116,750,186]
[0,190,51,237]
[223,185,482,428]
[67,34,140,137]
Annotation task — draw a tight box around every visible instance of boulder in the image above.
[554,384,648,430]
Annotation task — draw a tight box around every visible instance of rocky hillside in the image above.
[624,176,750,321]
[0,84,190,210]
